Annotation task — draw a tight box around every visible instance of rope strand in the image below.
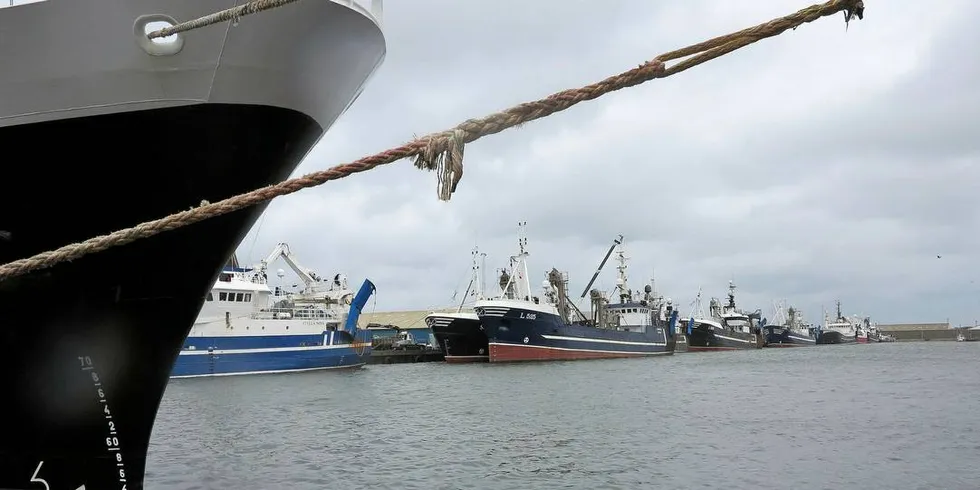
[0,0,864,283]
[146,0,303,39]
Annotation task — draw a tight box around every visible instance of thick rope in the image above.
[0,0,864,283]
[146,0,302,39]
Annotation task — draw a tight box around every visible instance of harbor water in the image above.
[146,342,980,489]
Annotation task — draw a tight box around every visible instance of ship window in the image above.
[245,293,252,302]
[206,293,213,301]
[219,292,227,301]
[236,293,244,302]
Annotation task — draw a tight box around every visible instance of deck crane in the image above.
[579,235,623,299]
[253,242,353,305]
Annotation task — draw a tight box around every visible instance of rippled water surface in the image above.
[147,342,980,489]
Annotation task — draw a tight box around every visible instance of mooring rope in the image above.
[146,0,303,39]
[0,0,864,283]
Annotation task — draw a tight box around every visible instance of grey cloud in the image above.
[240,0,980,326]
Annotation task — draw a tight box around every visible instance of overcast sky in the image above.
[236,0,979,327]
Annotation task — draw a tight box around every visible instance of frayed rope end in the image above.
[413,128,466,201]
[843,0,865,30]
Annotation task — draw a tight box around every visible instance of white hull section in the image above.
[474,297,561,317]
[186,315,342,339]
[788,334,817,343]
[0,0,386,129]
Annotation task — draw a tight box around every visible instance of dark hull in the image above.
[686,322,763,351]
[427,315,489,363]
[763,325,817,348]
[369,347,445,364]
[477,303,675,363]
[816,330,857,344]
[0,104,321,490]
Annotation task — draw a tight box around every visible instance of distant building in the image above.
[360,308,473,329]
[359,309,469,345]
[360,310,433,330]
[876,322,954,341]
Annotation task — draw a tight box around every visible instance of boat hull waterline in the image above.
[477,303,676,363]
[171,332,373,378]
[685,322,763,351]
[763,326,816,348]
[426,313,490,363]
[816,331,858,344]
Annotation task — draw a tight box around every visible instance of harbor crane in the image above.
[253,242,353,305]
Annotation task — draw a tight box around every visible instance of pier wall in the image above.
[877,323,978,341]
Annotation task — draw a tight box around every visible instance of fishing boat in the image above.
[816,301,859,344]
[762,301,817,347]
[475,226,678,363]
[425,247,490,363]
[856,317,871,343]
[681,281,764,351]
[170,243,375,378]
[0,0,386,488]
[648,274,686,353]
[866,322,894,342]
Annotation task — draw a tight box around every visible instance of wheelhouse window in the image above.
[727,317,750,328]
[219,292,227,301]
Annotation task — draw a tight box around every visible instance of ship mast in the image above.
[517,221,530,301]
[456,246,486,312]
[497,222,531,300]
[613,241,631,304]
[689,286,707,322]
